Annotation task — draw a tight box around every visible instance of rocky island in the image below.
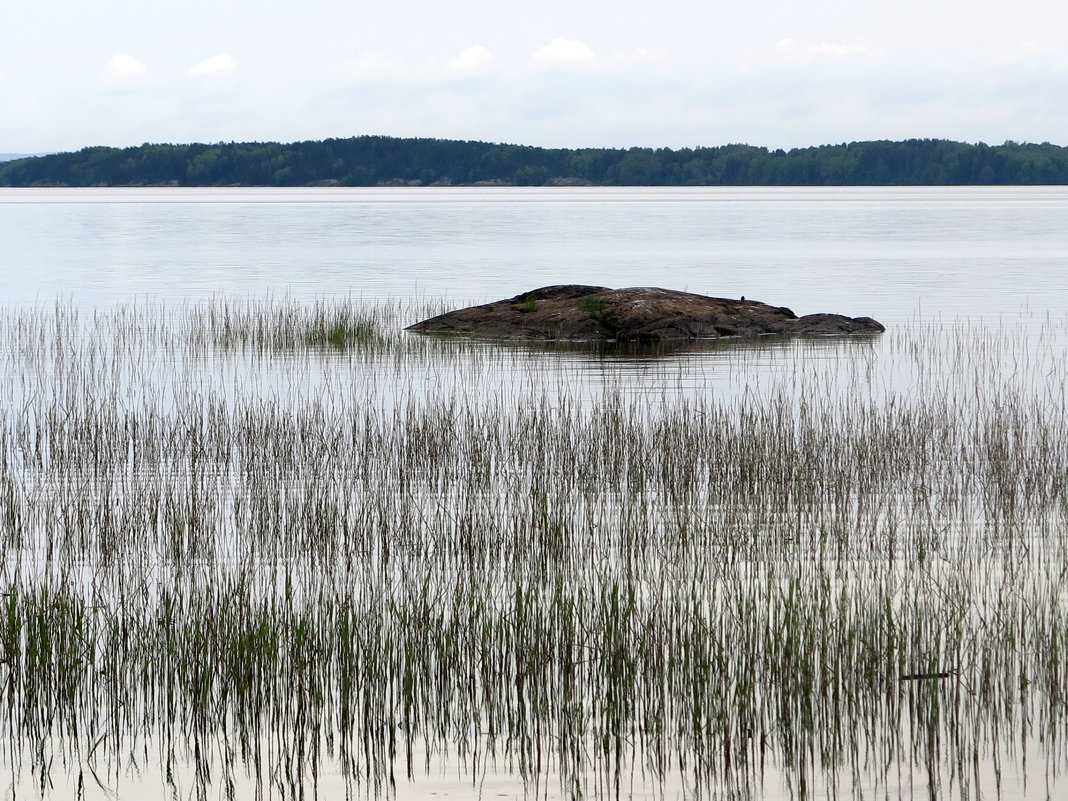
[406,285,884,342]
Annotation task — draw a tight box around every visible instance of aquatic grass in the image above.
[0,301,1067,798]
[183,295,458,356]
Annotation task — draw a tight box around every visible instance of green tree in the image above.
[614,148,663,185]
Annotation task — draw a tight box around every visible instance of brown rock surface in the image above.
[406,285,884,341]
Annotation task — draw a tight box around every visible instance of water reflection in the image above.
[2,302,1067,801]
[5,186,1068,326]
[420,330,884,360]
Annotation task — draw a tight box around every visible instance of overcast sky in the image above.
[3,0,1067,153]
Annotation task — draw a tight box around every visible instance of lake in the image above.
[3,186,1068,325]
[1,186,1067,801]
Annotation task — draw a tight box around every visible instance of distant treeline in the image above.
[2,136,1068,187]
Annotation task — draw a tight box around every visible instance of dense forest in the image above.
[2,136,1067,186]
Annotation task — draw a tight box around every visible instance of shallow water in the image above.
[4,186,1068,328]
[2,188,1068,800]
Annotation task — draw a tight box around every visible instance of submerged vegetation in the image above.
[1,299,1067,799]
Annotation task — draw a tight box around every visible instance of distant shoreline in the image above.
[2,135,1067,187]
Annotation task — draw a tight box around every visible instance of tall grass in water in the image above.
[0,300,1067,798]
[187,296,403,351]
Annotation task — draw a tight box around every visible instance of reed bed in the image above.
[1,300,1067,799]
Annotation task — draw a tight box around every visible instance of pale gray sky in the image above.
[3,0,1067,152]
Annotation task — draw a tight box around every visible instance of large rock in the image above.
[406,285,884,341]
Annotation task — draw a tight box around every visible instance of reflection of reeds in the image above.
[0,300,1067,798]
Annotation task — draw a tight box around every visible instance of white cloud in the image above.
[448,45,497,76]
[103,53,145,83]
[992,39,1068,70]
[189,54,237,76]
[774,38,883,62]
[530,39,598,70]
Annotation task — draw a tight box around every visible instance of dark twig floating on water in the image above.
[900,671,957,681]
[406,285,885,343]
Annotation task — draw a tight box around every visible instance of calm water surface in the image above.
[2,187,1068,801]
[3,186,1067,327]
